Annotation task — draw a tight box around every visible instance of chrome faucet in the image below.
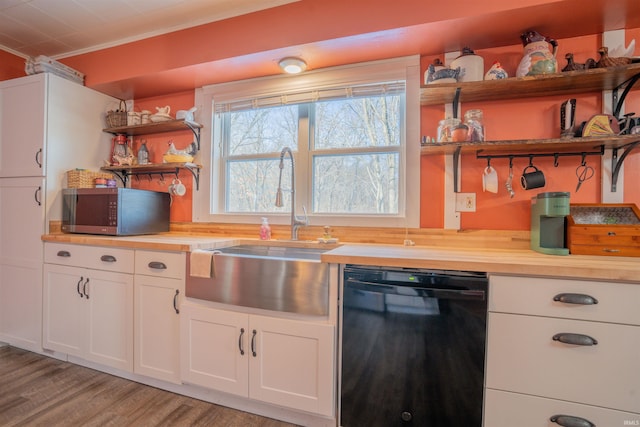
[275,147,308,240]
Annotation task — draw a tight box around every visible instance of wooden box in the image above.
[567,204,640,257]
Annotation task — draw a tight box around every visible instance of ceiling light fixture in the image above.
[279,57,307,74]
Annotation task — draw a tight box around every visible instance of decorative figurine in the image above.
[596,46,638,68]
[561,53,596,71]
[425,63,461,84]
[516,30,558,77]
[484,61,508,80]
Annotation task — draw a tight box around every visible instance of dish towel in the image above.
[190,250,220,278]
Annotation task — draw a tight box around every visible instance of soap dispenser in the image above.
[259,217,271,240]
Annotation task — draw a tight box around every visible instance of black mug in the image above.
[521,165,545,190]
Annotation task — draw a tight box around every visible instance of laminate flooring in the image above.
[0,346,299,427]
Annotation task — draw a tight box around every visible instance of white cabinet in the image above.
[0,177,45,351]
[181,301,335,417]
[43,243,134,371]
[485,275,640,426]
[134,250,185,383]
[0,74,115,352]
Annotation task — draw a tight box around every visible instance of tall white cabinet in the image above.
[0,73,116,352]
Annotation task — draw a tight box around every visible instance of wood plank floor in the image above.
[0,346,299,427]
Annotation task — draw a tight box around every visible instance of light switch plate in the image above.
[455,193,476,212]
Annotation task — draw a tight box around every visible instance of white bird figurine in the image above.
[484,61,508,80]
[609,39,636,58]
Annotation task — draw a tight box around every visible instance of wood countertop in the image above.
[42,233,640,283]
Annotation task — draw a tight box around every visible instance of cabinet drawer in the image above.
[484,389,640,427]
[135,250,185,280]
[44,243,134,274]
[489,274,640,326]
[486,313,640,414]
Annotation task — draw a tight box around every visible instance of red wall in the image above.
[421,31,640,230]
[0,50,25,81]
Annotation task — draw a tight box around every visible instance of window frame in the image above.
[193,56,420,228]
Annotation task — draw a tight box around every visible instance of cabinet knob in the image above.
[550,414,595,427]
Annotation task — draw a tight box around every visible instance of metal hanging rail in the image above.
[476,145,605,164]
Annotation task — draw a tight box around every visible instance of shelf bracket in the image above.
[184,121,202,151]
[610,139,640,192]
[453,145,461,193]
[612,71,640,119]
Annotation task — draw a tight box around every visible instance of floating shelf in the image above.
[420,63,640,106]
[101,162,202,190]
[420,134,640,155]
[103,119,203,150]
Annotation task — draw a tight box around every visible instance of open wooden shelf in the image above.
[103,119,202,136]
[420,63,640,106]
[420,134,640,155]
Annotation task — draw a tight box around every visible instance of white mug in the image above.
[482,166,498,193]
[169,178,186,196]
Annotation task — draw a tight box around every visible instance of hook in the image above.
[528,155,534,167]
[486,157,492,168]
[508,156,514,169]
[580,152,587,166]
[554,153,559,167]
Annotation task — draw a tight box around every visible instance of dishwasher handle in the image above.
[345,278,486,300]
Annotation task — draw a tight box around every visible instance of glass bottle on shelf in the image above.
[137,139,149,165]
[464,109,485,142]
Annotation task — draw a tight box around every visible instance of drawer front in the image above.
[44,243,134,274]
[489,274,640,326]
[135,250,185,280]
[486,313,640,413]
[484,389,640,427]
[569,244,640,257]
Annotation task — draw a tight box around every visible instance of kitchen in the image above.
[1,1,640,426]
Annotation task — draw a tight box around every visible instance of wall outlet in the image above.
[455,193,476,212]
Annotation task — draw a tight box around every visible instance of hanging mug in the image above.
[521,165,546,190]
[169,178,186,196]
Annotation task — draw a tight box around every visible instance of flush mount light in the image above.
[279,57,307,74]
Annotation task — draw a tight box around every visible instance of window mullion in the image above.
[297,104,311,214]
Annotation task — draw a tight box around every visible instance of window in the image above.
[194,57,420,228]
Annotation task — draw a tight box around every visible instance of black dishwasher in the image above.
[339,265,488,427]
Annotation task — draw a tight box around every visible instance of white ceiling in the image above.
[0,0,299,58]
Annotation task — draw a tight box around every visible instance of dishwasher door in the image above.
[339,265,488,427]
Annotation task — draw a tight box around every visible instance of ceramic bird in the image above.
[596,46,639,68]
[484,61,508,80]
[609,39,636,58]
[561,53,596,71]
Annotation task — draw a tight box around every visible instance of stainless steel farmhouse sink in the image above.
[185,245,330,316]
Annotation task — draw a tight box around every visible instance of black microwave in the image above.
[62,188,171,235]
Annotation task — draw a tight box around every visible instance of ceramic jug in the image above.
[516,30,558,77]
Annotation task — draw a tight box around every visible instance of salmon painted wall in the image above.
[0,50,24,80]
[125,92,196,222]
[421,30,640,230]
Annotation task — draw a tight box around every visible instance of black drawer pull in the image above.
[550,414,595,427]
[100,255,117,263]
[553,293,598,305]
[148,261,167,270]
[57,250,71,258]
[553,333,598,346]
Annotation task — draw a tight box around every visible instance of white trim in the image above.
[193,56,420,228]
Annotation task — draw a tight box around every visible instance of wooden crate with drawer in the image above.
[567,203,640,256]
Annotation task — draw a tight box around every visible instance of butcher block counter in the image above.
[42,232,640,283]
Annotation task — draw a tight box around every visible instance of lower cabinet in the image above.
[134,250,185,384]
[485,274,640,426]
[180,301,335,417]
[43,243,134,372]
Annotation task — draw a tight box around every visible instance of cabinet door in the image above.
[134,274,183,383]
[180,302,249,397]
[0,75,46,177]
[0,177,45,351]
[85,269,133,372]
[249,315,335,417]
[43,264,85,356]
